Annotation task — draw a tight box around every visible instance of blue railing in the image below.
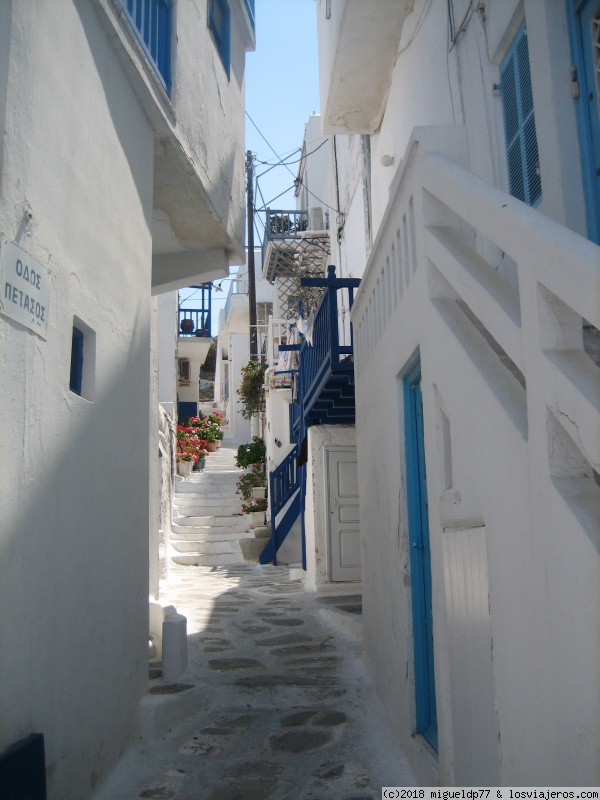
[119,0,172,93]
[298,265,360,419]
[262,209,309,266]
[270,445,300,517]
[178,309,210,337]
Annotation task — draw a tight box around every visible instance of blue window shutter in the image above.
[118,0,172,93]
[209,0,231,79]
[70,327,84,396]
[500,21,541,206]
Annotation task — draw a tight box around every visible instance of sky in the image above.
[197,0,321,332]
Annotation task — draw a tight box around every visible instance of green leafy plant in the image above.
[235,437,266,469]
[236,463,266,502]
[241,497,268,514]
[237,359,267,419]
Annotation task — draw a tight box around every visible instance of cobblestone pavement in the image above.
[94,562,416,799]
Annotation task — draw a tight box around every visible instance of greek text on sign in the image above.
[0,235,50,339]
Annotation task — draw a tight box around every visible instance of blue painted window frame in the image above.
[243,0,255,33]
[566,0,600,244]
[500,19,542,206]
[119,0,172,94]
[208,0,231,79]
[70,326,84,396]
[403,358,438,751]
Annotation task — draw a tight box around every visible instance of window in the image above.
[499,20,542,206]
[178,359,191,383]
[209,0,231,78]
[69,317,96,400]
[118,0,172,93]
[70,326,84,396]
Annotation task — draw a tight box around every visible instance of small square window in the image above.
[70,327,84,396]
[209,0,231,78]
[69,317,96,400]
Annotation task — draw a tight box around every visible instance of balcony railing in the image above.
[178,309,211,337]
[298,266,360,426]
[261,209,308,266]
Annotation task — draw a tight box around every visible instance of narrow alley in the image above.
[94,441,415,800]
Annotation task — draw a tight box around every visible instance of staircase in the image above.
[170,444,268,566]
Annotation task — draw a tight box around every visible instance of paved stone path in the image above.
[94,563,416,799]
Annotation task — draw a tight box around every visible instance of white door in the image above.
[327,449,361,582]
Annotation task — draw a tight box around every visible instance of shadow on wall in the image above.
[0,307,152,799]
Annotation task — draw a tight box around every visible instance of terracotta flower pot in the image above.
[206,441,218,452]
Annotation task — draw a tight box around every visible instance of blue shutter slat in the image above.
[117,0,171,93]
[500,20,541,206]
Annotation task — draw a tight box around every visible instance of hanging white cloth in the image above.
[297,309,315,346]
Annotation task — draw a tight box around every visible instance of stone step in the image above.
[176,470,242,484]
[170,529,251,542]
[173,514,248,529]
[171,522,251,536]
[174,487,240,500]
[175,479,241,495]
[171,551,246,566]
[170,537,245,554]
[173,501,242,516]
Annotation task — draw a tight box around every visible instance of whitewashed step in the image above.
[174,488,240,501]
[171,522,251,536]
[175,479,241,495]
[170,529,251,542]
[171,551,246,566]
[170,538,246,554]
[173,500,242,516]
[173,514,248,529]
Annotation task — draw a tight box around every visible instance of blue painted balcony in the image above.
[260,266,360,567]
[178,309,211,337]
[178,282,212,336]
[262,209,309,281]
[297,265,360,431]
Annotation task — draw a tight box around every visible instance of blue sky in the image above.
[184,0,320,332]
[246,0,321,225]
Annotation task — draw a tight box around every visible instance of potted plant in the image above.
[237,360,267,419]
[235,437,266,469]
[241,496,268,527]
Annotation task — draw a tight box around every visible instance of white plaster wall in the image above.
[298,115,331,225]
[315,0,598,786]
[168,0,248,259]
[228,331,251,442]
[364,0,587,243]
[0,3,153,796]
[349,126,600,784]
[157,291,177,406]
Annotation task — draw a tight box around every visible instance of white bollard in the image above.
[161,612,188,683]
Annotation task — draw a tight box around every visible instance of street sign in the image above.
[0,235,50,339]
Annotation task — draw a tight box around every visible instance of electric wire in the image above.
[245,111,298,180]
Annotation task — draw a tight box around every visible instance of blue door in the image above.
[403,359,437,750]
[568,0,600,243]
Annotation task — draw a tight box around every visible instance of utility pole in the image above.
[246,150,258,361]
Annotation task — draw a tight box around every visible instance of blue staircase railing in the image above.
[299,265,360,423]
[260,444,301,566]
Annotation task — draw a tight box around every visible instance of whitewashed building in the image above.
[214,253,274,441]
[0,1,253,797]
[309,0,600,788]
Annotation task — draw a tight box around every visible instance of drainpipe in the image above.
[361,134,373,258]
